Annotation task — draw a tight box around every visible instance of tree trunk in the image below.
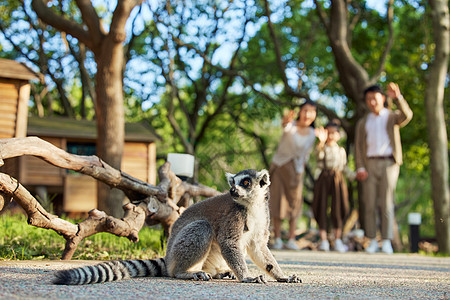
[31,0,143,217]
[320,0,370,116]
[95,38,126,217]
[425,0,449,254]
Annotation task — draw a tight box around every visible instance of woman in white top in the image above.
[269,100,317,250]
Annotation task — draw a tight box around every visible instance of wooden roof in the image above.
[27,116,159,143]
[0,58,39,81]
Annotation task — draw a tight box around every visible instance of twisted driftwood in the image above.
[0,137,220,259]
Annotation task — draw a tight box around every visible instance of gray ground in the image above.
[0,251,448,299]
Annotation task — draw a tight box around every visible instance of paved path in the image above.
[0,251,449,299]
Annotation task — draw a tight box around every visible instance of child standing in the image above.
[312,120,353,252]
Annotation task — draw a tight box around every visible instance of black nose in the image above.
[230,186,239,197]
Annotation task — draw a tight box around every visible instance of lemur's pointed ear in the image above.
[257,169,270,188]
[225,172,235,187]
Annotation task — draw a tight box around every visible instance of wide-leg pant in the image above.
[362,158,399,240]
[269,160,304,219]
[312,169,349,231]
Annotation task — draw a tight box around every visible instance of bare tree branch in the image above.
[0,172,78,237]
[31,0,92,48]
[0,137,160,198]
[0,171,148,260]
[61,202,147,260]
[0,137,221,259]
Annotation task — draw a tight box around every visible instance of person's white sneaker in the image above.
[318,239,330,251]
[334,239,347,253]
[285,239,299,250]
[381,239,394,254]
[365,239,379,253]
[272,238,283,250]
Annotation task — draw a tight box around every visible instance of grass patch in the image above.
[0,213,165,261]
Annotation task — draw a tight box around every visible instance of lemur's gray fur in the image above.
[53,169,301,285]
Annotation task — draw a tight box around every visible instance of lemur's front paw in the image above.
[287,274,302,283]
[215,271,236,280]
[277,275,302,283]
[193,272,212,281]
[242,275,267,284]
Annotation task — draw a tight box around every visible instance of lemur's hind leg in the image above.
[166,220,213,281]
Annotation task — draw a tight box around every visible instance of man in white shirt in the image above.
[355,82,413,254]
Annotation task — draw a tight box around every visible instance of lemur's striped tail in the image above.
[53,258,166,285]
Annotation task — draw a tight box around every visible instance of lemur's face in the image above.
[226,170,270,203]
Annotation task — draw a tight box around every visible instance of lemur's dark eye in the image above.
[241,179,250,187]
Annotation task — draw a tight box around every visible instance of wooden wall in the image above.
[18,137,65,186]
[0,78,29,139]
[61,141,156,213]
[122,142,157,185]
[0,73,33,186]
[63,174,97,212]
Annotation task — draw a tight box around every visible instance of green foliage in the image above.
[0,213,164,260]
[0,0,446,243]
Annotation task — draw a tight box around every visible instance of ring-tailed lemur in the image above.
[53,169,301,285]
